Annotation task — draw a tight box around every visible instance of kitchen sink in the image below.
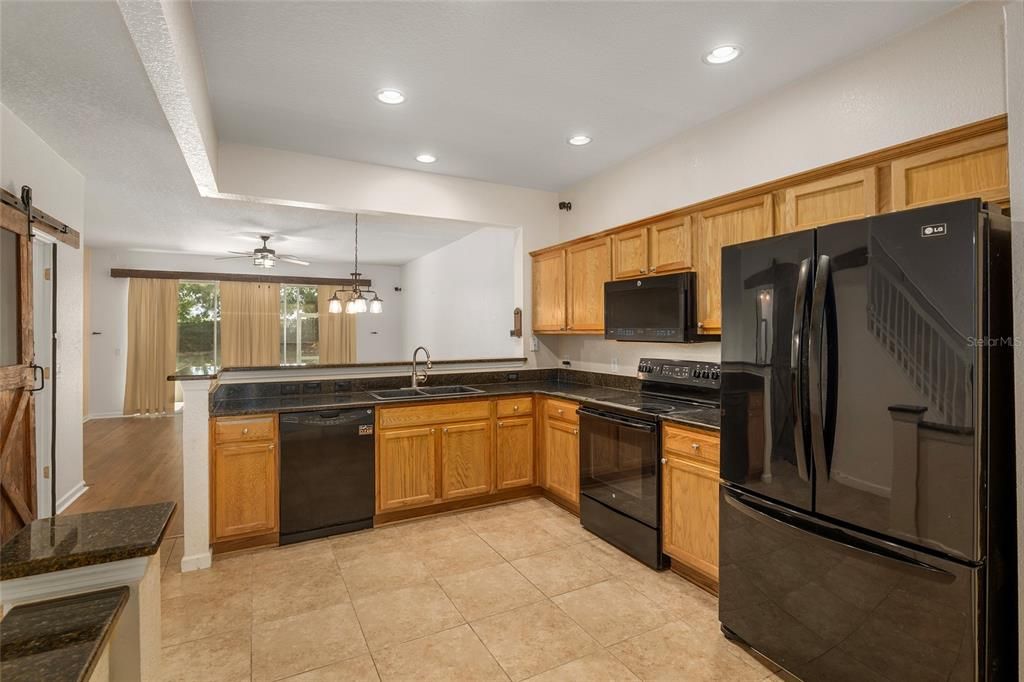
[368,385,485,400]
[416,385,485,396]
[368,388,427,400]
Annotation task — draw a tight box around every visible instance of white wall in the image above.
[0,104,87,512]
[550,2,1009,375]
[86,248,404,418]
[401,227,520,360]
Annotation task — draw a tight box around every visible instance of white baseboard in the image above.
[180,550,212,573]
[84,412,127,422]
[55,480,88,514]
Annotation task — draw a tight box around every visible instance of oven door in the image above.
[579,408,660,527]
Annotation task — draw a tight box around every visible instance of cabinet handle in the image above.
[268,444,275,450]
[661,458,667,464]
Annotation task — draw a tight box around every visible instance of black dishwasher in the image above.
[279,408,375,544]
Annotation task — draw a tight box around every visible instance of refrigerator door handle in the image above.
[790,257,812,482]
[808,254,831,481]
[722,490,955,580]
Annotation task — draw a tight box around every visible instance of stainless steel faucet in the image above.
[411,346,432,388]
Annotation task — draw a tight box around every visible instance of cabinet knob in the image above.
[242,427,249,435]
[498,422,503,427]
[513,405,519,411]
[651,267,657,273]
[268,444,275,450]
[692,442,701,450]
[640,268,647,274]
[443,428,449,433]
[557,409,564,415]
[431,428,436,434]
[573,429,578,435]
[661,458,667,464]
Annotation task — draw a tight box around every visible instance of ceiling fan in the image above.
[217,235,310,268]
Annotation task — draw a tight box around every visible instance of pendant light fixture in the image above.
[327,214,384,315]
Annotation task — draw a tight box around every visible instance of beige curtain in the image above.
[123,278,178,415]
[317,285,357,364]
[221,281,281,367]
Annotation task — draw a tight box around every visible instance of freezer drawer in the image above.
[718,487,994,682]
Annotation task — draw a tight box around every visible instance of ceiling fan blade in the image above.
[277,255,311,266]
[227,250,254,255]
[215,255,252,260]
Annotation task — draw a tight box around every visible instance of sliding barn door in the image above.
[0,205,37,542]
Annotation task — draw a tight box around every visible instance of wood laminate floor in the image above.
[65,414,183,536]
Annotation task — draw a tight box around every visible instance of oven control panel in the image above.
[637,358,720,388]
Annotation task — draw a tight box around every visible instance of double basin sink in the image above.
[368,385,485,401]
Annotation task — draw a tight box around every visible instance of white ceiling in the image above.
[0,1,487,265]
[0,1,958,262]
[191,1,958,191]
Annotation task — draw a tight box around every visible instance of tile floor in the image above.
[158,497,782,681]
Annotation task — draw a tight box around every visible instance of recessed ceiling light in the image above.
[703,44,742,65]
[567,135,592,146]
[416,153,437,164]
[376,88,405,104]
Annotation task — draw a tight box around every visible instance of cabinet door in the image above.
[649,216,692,274]
[566,237,611,332]
[891,130,1009,210]
[781,168,877,233]
[662,454,719,582]
[213,441,277,540]
[611,227,649,280]
[378,426,437,511]
[693,195,773,334]
[496,417,534,489]
[544,418,579,504]
[532,250,566,332]
[441,420,493,500]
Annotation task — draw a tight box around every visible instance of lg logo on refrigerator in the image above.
[921,223,948,238]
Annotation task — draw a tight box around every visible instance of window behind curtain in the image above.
[177,281,220,371]
[280,285,319,365]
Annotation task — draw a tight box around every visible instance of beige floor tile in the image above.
[458,503,538,534]
[477,524,569,561]
[340,549,433,598]
[620,568,718,623]
[331,529,404,565]
[372,624,508,681]
[552,579,666,646]
[177,553,254,599]
[608,621,770,681]
[511,545,610,597]
[255,539,337,575]
[519,509,595,545]
[162,589,253,647]
[354,582,465,651]
[437,563,545,621]
[252,558,351,623]
[471,600,601,681]
[525,650,639,681]
[282,654,380,681]
[420,534,505,578]
[572,540,650,578]
[252,603,368,682]
[387,514,475,548]
[161,628,251,682]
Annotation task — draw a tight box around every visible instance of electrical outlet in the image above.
[529,336,539,352]
[611,357,619,371]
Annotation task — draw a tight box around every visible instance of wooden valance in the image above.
[109,268,371,288]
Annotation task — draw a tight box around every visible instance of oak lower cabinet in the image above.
[662,423,720,591]
[496,416,534,489]
[541,399,580,507]
[441,420,493,499]
[377,426,438,511]
[210,415,279,544]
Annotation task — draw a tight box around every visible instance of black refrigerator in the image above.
[718,199,1016,681]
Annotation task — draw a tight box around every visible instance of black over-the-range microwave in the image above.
[604,272,711,343]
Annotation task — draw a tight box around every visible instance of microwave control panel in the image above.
[637,358,720,388]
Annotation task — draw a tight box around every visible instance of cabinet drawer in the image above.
[496,396,533,417]
[544,398,579,424]
[214,415,276,444]
[663,423,720,467]
[379,400,491,429]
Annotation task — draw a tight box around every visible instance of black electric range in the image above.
[578,358,721,569]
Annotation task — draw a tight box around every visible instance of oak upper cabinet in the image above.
[532,249,566,332]
[566,237,611,332]
[781,168,878,234]
[541,398,580,506]
[496,416,534,489]
[693,194,773,334]
[377,426,438,511]
[441,420,493,500]
[612,217,692,280]
[891,130,1010,210]
[211,415,278,543]
[662,423,720,589]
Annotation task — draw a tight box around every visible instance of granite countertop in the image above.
[0,586,129,682]
[0,502,176,580]
[211,380,721,431]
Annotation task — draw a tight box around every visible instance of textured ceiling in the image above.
[0,1,485,265]
[192,0,958,191]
